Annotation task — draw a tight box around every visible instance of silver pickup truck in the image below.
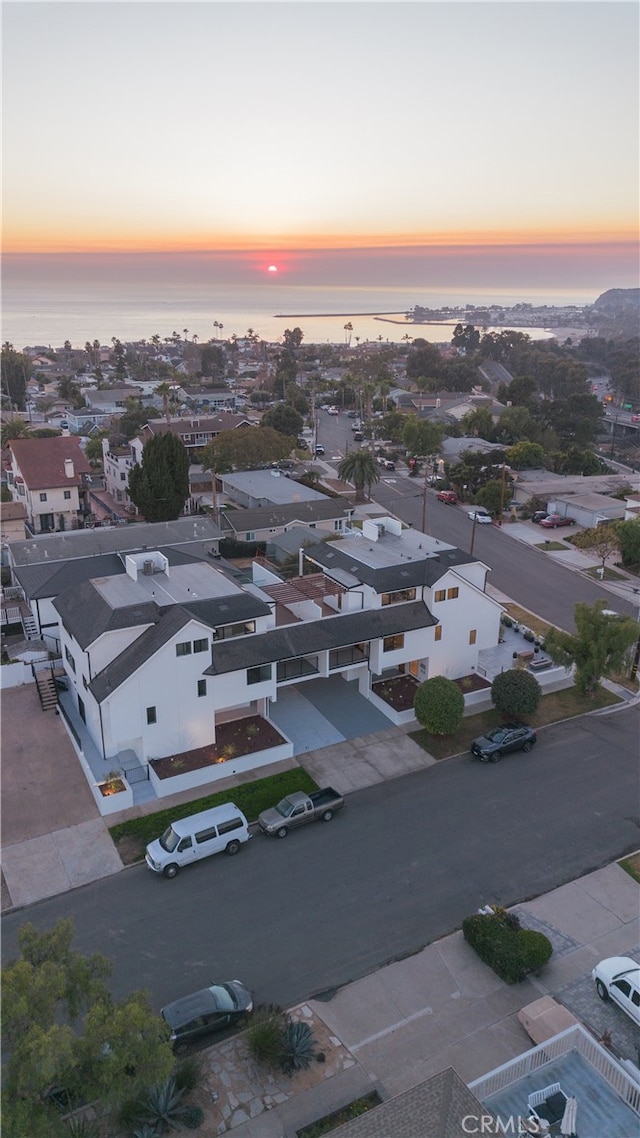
[258,787,345,838]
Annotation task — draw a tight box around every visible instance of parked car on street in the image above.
[437,490,458,504]
[145,803,250,878]
[471,723,537,762]
[161,980,254,1049]
[258,787,345,837]
[352,431,364,441]
[539,514,575,528]
[347,409,357,418]
[530,511,549,524]
[314,444,325,455]
[592,958,640,1025]
[467,507,492,524]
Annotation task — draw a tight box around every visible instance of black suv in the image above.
[161,981,253,1050]
[471,723,537,763]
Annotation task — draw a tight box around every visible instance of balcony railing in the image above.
[329,646,368,670]
[276,657,319,683]
[469,1024,640,1116]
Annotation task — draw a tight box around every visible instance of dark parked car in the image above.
[161,981,253,1050]
[471,723,537,763]
[530,511,549,524]
[539,514,575,528]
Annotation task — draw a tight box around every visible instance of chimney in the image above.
[64,458,75,479]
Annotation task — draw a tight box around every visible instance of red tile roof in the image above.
[8,437,91,490]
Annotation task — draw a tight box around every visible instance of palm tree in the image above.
[154,382,173,425]
[2,417,32,440]
[338,449,380,504]
[344,322,353,347]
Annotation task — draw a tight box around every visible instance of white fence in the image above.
[469,1024,640,1115]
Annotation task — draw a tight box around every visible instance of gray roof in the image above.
[9,517,224,567]
[306,1067,484,1138]
[223,499,352,533]
[89,606,192,702]
[441,436,506,459]
[13,547,200,602]
[304,540,474,593]
[266,527,318,555]
[54,581,160,650]
[205,601,436,675]
[180,594,271,626]
[220,469,327,505]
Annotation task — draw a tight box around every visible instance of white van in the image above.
[145,803,251,878]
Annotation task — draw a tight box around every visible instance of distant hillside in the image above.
[593,288,640,311]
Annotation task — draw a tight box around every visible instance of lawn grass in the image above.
[409,684,622,761]
[583,566,629,582]
[109,768,319,864]
[618,853,640,884]
[534,541,569,552]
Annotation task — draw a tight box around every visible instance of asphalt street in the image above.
[3,704,638,1015]
[313,410,638,631]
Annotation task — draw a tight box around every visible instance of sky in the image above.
[2,1,639,288]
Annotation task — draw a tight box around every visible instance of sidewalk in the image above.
[195,861,640,1136]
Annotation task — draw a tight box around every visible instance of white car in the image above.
[467,508,492,524]
[592,957,640,1025]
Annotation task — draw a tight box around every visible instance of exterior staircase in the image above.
[22,610,39,639]
[34,669,58,711]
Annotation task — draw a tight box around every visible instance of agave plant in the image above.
[133,1126,159,1138]
[280,1021,318,1075]
[140,1076,187,1132]
[182,1104,205,1130]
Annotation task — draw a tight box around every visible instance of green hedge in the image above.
[462,910,552,983]
[109,768,319,851]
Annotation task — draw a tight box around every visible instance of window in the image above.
[195,826,218,844]
[82,675,88,689]
[120,472,126,481]
[218,817,243,835]
[77,695,86,724]
[65,645,76,673]
[434,589,446,603]
[245,531,255,542]
[447,587,459,600]
[176,641,192,657]
[63,490,71,500]
[217,621,255,640]
[197,679,207,697]
[383,634,404,652]
[247,664,272,685]
[39,492,48,502]
[469,629,477,645]
[382,588,417,606]
[146,706,157,725]
[193,638,209,653]
[177,837,192,852]
[434,626,442,642]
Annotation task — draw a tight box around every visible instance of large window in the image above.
[382,588,416,606]
[247,664,272,685]
[434,589,446,603]
[176,641,192,657]
[383,634,404,653]
[193,638,209,654]
[447,587,459,600]
[329,644,367,670]
[217,621,256,640]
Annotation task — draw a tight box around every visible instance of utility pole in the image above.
[469,512,479,557]
[498,462,507,526]
[421,467,429,534]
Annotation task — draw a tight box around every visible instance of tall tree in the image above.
[260,403,303,439]
[544,599,638,696]
[337,449,379,503]
[128,432,189,521]
[570,523,622,572]
[2,918,172,1133]
[1,342,30,409]
[200,425,291,472]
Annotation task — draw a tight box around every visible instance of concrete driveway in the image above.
[1,685,122,910]
[269,676,393,754]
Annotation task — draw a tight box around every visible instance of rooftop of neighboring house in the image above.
[8,516,224,567]
[222,498,354,532]
[1,502,28,521]
[441,436,506,459]
[512,471,638,498]
[141,413,251,437]
[220,469,328,506]
[84,387,140,404]
[304,516,479,591]
[8,436,91,489]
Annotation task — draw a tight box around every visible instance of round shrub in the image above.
[245,1004,291,1068]
[414,675,464,735]
[491,668,541,718]
[463,911,552,983]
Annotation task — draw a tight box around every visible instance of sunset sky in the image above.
[3,1,639,287]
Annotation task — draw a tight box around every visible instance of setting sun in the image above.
[267,265,278,273]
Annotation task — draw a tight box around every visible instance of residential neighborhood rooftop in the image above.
[7,435,91,489]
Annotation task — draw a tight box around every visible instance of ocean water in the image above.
[2,277,593,351]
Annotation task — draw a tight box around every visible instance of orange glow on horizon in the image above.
[3,224,638,256]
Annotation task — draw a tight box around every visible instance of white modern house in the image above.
[51,517,502,791]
